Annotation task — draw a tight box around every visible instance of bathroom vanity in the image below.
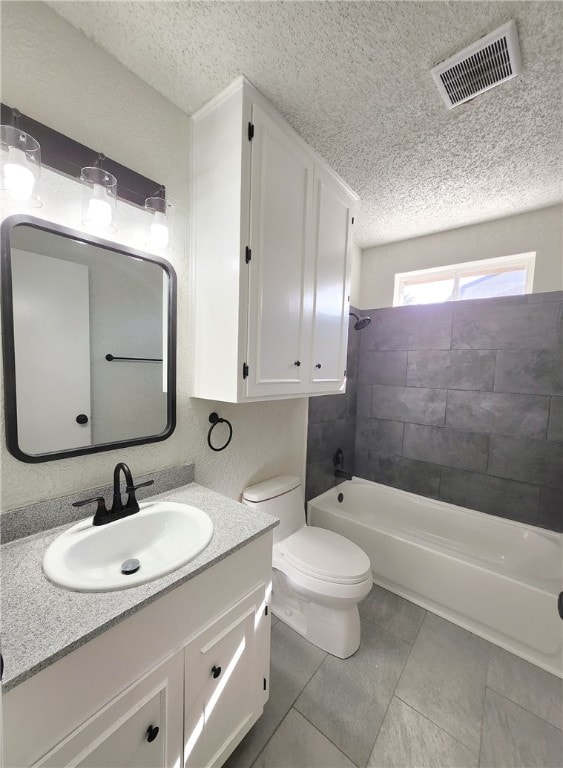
[1,483,276,768]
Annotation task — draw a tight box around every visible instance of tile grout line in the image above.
[376,609,485,756]
[385,609,484,755]
[484,683,563,733]
[249,647,328,768]
[362,610,429,766]
[358,610,418,645]
[292,707,362,768]
[392,693,480,761]
[477,642,493,766]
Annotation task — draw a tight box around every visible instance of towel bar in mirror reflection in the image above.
[0,214,177,462]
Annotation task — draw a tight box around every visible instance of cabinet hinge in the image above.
[351,216,355,224]
[243,363,249,379]
[263,677,267,691]
[265,605,268,616]
[344,369,347,377]
[245,246,252,263]
[248,122,255,141]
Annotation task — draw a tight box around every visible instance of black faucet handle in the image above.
[124,479,155,516]
[126,480,155,493]
[72,496,108,515]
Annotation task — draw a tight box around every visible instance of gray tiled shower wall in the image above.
[306,293,563,532]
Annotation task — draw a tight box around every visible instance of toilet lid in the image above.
[279,527,371,584]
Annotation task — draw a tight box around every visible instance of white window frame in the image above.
[393,252,536,307]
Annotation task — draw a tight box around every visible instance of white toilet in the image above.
[242,475,372,658]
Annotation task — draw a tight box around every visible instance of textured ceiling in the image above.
[48,1,562,248]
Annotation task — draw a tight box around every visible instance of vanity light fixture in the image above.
[0,122,42,206]
[80,161,117,232]
[145,194,173,251]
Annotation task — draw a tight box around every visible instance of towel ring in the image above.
[207,412,233,452]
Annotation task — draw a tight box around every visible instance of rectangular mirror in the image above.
[1,214,176,462]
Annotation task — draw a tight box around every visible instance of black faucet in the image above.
[333,448,352,481]
[72,463,154,526]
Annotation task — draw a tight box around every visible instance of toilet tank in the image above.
[242,475,305,544]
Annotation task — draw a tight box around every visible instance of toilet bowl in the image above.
[242,475,372,658]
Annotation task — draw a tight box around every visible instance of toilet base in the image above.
[271,571,363,658]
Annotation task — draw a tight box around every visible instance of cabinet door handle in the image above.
[76,414,89,424]
[146,725,160,743]
[211,665,222,679]
[294,360,301,367]
[315,363,322,369]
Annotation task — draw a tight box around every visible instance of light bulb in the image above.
[3,162,35,201]
[149,211,170,249]
[82,181,114,229]
[2,147,35,201]
[0,127,41,206]
[85,198,113,228]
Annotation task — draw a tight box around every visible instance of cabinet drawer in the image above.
[34,652,183,768]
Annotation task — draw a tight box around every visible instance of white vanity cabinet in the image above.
[34,652,184,768]
[191,77,357,402]
[2,534,272,768]
[183,585,267,768]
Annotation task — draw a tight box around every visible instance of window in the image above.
[393,252,536,307]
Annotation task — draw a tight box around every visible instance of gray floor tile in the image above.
[367,696,478,768]
[487,645,563,730]
[360,584,426,644]
[295,619,411,767]
[480,688,563,768]
[224,621,326,768]
[395,613,489,754]
[252,708,355,768]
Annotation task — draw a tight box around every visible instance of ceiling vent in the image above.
[431,20,522,109]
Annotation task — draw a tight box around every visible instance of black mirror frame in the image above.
[0,214,177,463]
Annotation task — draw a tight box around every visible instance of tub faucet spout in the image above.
[333,447,352,481]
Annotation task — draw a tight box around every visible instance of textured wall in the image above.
[307,293,562,531]
[349,242,362,308]
[360,205,563,309]
[0,2,308,512]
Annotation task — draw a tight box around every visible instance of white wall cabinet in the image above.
[191,77,358,402]
[3,535,273,768]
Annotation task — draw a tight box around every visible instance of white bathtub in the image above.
[307,478,563,676]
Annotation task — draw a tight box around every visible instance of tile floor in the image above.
[225,585,563,768]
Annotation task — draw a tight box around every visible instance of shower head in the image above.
[349,311,371,330]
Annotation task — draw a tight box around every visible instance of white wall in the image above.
[349,241,362,308]
[0,1,308,512]
[359,205,563,309]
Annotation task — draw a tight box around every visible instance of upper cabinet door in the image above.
[310,166,354,387]
[246,103,314,397]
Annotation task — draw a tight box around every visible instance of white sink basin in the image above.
[43,501,214,592]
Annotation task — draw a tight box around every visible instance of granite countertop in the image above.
[0,482,277,692]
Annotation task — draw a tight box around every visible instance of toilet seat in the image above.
[275,526,372,586]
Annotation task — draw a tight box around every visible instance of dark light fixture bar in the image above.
[1,104,165,207]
